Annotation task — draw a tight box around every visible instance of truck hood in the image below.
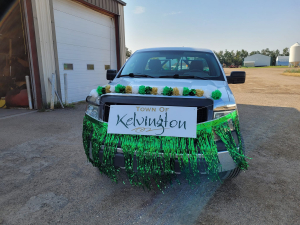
[110,78,231,102]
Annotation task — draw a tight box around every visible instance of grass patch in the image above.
[284,69,300,73]
[38,101,83,112]
[282,73,300,77]
[53,103,76,109]
[240,66,289,69]
[38,107,46,112]
[57,103,76,109]
[282,69,300,77]
[43,102,78,110]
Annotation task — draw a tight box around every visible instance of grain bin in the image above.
[289,42,300,67]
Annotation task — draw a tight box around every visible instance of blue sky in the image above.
[124,0,300,54]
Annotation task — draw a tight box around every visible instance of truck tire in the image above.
[220,167,241,180]
[220,134,245,180]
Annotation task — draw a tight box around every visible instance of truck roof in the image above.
[135,47,213,53]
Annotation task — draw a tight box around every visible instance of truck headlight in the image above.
[86,104,99,120]
[214,110,234,119]
[213,110,236,134]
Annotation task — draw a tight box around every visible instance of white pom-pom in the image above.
[203,85,216,99]
[110,85,116,93]
[177,87,183,96]
[89,89,98,98]
[203,89,212,99]
[88,89,98,102]
[132,85,139,94]
[157,87,163,95]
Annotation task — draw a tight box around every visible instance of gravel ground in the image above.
[0,68,299,225]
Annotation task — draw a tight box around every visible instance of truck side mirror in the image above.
[106,70,117,81]
[227,71,246,84]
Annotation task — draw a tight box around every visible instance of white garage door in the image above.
[53,0,117,103]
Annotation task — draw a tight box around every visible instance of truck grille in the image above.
[103,103,207,123]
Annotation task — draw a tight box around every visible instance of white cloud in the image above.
[164,11,182,16]
[134,6,145,14]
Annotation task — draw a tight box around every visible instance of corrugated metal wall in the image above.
[118,4,126,66]
[31,0,57,104]
[244,54,271,67]
[84,0,119,15]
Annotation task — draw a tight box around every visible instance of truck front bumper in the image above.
[88,144,238,174]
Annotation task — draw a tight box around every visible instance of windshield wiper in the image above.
[159,75,179,78]
[187,76,210,80]
[120,73,155,78]
[159,74,209,80]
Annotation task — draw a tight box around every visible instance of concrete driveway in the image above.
[0,109,36,120]
[0,68,299,225]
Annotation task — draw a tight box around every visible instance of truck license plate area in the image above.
[107,105,197,138]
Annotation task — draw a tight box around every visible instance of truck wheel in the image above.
[220,167,241,180]
[220,134,245,180]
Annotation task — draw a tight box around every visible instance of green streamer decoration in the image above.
[82,110,248,190]
[163,86,173,96]
[211,90,222,100]
[183,87,190,96]
[115,84,126,93]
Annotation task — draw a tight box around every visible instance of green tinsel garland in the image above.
[163,86,173,96]
[82,110,248,190]
[211,90,222,100]
[115,84,126,93]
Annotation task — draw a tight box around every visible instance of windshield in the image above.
[120,51,224,80]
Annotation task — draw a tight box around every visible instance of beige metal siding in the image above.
[84,0,119,14]
[118,4,126,66]
[31,0,57,104]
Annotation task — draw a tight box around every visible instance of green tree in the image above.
[282,47,289,56]
[240,49,249,59]
[260,48,280,66]
[214,48,289,67]
[214,51,225,65]
[126,47,132,59]
[250,51,260,56]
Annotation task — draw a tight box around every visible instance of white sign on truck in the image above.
[107,105,197,138]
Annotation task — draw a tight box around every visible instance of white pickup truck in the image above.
[83,47,248,188]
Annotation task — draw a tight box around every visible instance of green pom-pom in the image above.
[102,87,106,95]
[189,89,196,96]
[97,86,103,96]
[138,85,146,94]
[211,90,222,100]
[145,86,152,94]
[163,86,173,96]
[183,87,190,96]
[115,84,126,93]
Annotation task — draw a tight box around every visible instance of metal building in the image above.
[276,56,289,66]
[244,54,271,67]
[0,0,126,109]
